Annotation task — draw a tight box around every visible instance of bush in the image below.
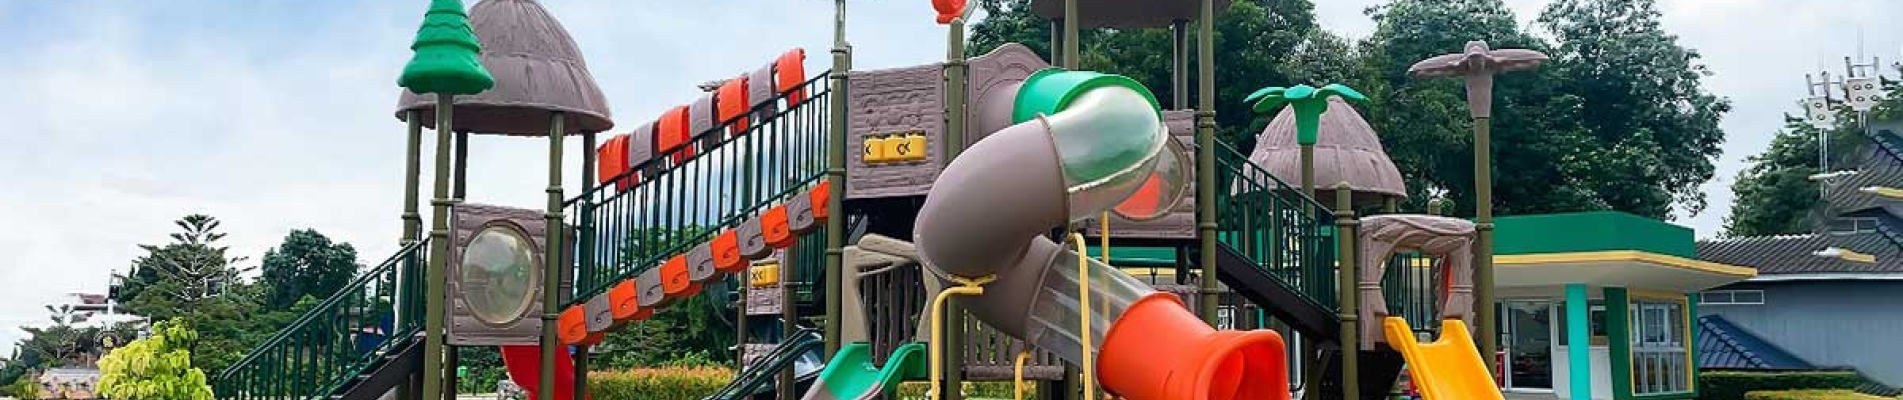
[592,366,734,400]
[97,319,214,400]
[1700,371,1863,400]
[895,381,1038,400]
[1744,389,1892,400]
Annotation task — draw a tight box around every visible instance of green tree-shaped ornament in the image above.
[398,0,494,95]
[1244,84,1368,146]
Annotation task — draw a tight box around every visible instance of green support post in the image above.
[1172,20,1187,110]
[1334,183,1360,400]
[403,111,424,244]
[823,0,851,360]
[576,132,594,400]
[1474,115,1497,369]
[1197,0,1220,327]
[423,96,456,400]
[540,112,567,400]
[941,4,970,399]
[454,130,469,200]
[1565,283,1591,400]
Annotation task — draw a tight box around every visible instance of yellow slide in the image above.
[1383,317,1503,400]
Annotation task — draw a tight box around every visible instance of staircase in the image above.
[566,71,835,307]
[1207,140,1408,400]
[211,72,833,400]
[212,240,427,400]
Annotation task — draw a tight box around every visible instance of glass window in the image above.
[1701,290,1764,305]
[1555,301,1607,346]
[1829,218,1879,235]
[459,224,541,326]
[1630,298,1691,395]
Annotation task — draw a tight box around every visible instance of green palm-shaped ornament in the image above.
[1244,84,1367,145]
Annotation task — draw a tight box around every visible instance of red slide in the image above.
[499,345,592,400]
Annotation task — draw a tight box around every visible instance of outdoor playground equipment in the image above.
[205,0,1540,400]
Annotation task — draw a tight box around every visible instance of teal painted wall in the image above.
[1495,212,1695,258]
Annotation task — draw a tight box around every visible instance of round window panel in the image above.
[460,225,540,325]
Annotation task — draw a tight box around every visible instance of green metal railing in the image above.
[212,239,428,400]
[701,327,823,400]
[1211,140,1338,312]
[568,73,832,304]
[1382,252,1444,333]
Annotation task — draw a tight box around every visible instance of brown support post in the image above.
[1474,115,1497,370]
[539,112,567,400]
[1196,0,1220,326]
[422,95,456,400]
[1172,20,1188,110]
[1334,183,1359,400]
[403,111,424,243]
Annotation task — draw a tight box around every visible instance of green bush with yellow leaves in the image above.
[1744,389,1893,400]
[97,319,215,400]
[592,366,735,400]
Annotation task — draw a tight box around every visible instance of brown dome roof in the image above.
[1246,97,1407,204]
[1031,0,1231,29]
[397,0,613,135]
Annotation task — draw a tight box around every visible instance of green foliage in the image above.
[1743,389,1892,400]
[1699,371,1863,400]
[97,319,215,400]
[398,0,495,95]
[259,229,363,310]
[595,291,735,369]
[1725,118,1826,236]
[590,367,734,400]
[455,346,507,394]
[896,381,1037,400]
[0,373,40,399]
[118,214,252,321]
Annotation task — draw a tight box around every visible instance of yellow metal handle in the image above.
[931,274,995,400]
[1014,350,1032,400]
[1070,232,1097,400]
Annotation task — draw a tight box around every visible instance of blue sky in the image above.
[2,0,1901,354]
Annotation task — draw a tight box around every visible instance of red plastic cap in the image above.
[932,0,967,24]
[1098,293,1290,400]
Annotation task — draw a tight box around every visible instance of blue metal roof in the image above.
[1696,315,1814,370]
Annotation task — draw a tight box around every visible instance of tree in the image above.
[1535,0,1729,217]
[967,0,1321,150]
[97,319,215,400]
[259,229,363,310]
[119,214,253,320]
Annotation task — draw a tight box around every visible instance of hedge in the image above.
[1743,389,1892,400]
[1700,371,1864,400]
[895,381,1037,400]
[593,366,735,400]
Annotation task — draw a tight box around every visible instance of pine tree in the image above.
[397,0,494,95]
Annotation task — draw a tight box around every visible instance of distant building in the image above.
[36,368,98,400]
[1695,123,1903,392]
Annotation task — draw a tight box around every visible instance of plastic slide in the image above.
[500,345,591,400]
[1382,318,1502,400]
[800,343,929,400]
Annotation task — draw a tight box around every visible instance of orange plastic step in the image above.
[656,105,694,164]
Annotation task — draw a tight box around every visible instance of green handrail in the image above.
[568,73,833,305]
[212,239,429,400]
[1210,140,1339,312]
[702,327,824,400]
[1382,251,1444,333]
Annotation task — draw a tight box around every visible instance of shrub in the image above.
[895,381,1039,400]
[1744,389,1892,400]
[1700,371,1863,400]
[592,366,734,400]
[97,319,214,400]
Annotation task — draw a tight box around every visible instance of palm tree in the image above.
[1243,83,1368,197]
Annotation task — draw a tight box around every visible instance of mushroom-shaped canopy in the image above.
[397,0,613,135]
[1246,97,1406,204]
[1031,0,1231,29]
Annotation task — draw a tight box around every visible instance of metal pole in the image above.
[1197,0,1219,325]
[421,95,456,400]
[1474,116,1497,373]
[825,0,851,360]
[575,131,594,400]
[454,130,470,201]
[941,6,971,400]
[540,112,567,400]
[1172,20,1188,110]
[1049,20,1064,67]
[1334,183,1360,400]
[1063,0,1078,69]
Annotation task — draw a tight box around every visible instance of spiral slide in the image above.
[912,69,1291,400]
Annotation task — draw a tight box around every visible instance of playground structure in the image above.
[202,1,1553,400]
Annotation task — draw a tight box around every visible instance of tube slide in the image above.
[1383,318,1503,400]
[499,345,590,400]
[800,343,929,400]
[914,69,1289,400]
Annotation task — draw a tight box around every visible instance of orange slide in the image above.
[499,345,592,400]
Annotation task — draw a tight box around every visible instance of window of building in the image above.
[1630,298,1691,395]
[1555,300,1608,346]
[1701,290,1764,305]
[1828,218,1879,235]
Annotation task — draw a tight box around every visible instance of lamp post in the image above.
[1407,41,1547,373]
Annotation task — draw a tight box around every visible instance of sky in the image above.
[1,0,1899,355]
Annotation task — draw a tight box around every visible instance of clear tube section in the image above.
[1023,245,1158,366]
[1042,87,1167,222]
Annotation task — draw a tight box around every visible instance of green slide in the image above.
[800,343,929,400]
